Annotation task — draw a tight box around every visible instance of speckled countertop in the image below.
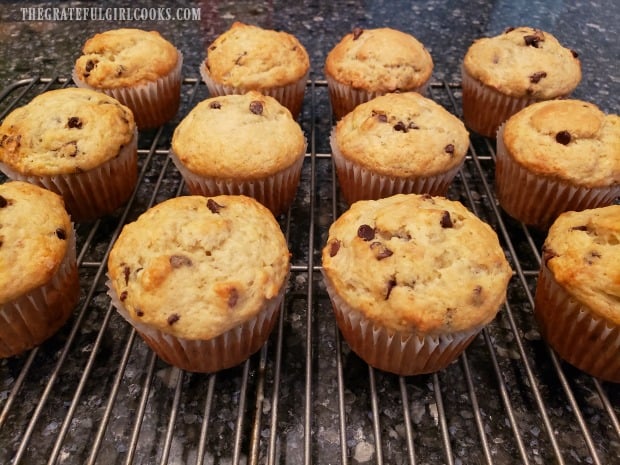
[0,1,618,465]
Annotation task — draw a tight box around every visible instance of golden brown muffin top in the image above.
[322,194,512,335]
[0,88,135,176]
[542,205,620,324]
[204,22,310,89]
[171,91,305,179]
[74,28,180,88]
[332,92,469,177]
[463,26,581,98]
[107,195,290,340]
[501,99,620,187]
[324,27,433,93]
[0,181,73,303]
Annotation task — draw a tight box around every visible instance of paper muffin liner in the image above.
[200,61,308,119]
[461,65,542,138]
[73,51,183,129]
[107,279,286,373]
[534,262,620,382]
[330,131,462,204]
[0,130,138,222]
[169,142,306,216]
[0,225,79,358]
[495,125,618,230]
[322,271,480,376]
[326,74,430,120]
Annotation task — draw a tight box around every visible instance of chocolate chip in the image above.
[352,27,364,40]
[209,101,222,109]
[372,111,388,123]
[370,241,393,260]
[571,225,588,232]
[393,121,408,133]
[421,194,434,202]
[407,122,420,130]
[357,224,375,241]
[504,27,516,33]
[123,265,130,285]
[116,65,125,77]
[385,277,397,300]
[136,309,144,317]
[228,288,239,308]
[555,130,571,145]
[67,117,82,129]
[570,49,579,58]
[120,291,128,301]
[167,313,180,325]
[55,228,67,240]
[170,255,192,268]
[524,31,544,48]
[444,144,455,156]
[0,195,7,208]
[207,198,224,213]
[249,101,263,115]
[529,71,547,84]
[329,240,341,257]
[471,285,484,305]
[440,211,453,228]
[85,60,96,72]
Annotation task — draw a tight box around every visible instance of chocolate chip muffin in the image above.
[107,194,290,373]
[0,181,79,358]
[534,205,620,382]
[170,91,306,216]
[200,22,310,118]
[325,27,434,119]
[462,26,581,137]
[73,28,183,129]
[321,194,512,375]
[0,88,138,221]
[330,92,469,204]
[496,99,619,229]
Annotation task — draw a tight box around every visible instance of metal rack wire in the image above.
[0,77,618,465]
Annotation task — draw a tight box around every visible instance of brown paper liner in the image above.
[461,65,541,138]
[330,131,462,204]
[323,271,480,376]
[200,62,308,119]
[326,74,430,120]
[73,51,183,129]
[534,262,620,383]
[0,130,138,222]
[107,280,285,373]
[169,142,306,216]
[495,125,619,229]
[0,226,79,358]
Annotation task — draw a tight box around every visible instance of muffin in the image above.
[462,26,581,138]
[73,28,183,129]
[330,92,469,204]
[321,194,512,376]
[0,181,80,358]
[324,27,433,119]
[0,88,138,222]
[496,99,619,229]
[170,91,306,216]
[200,22,310,118]
[107,194,290,373]
[534,205,620,382]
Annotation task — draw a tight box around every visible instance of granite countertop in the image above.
[0,1,618,465]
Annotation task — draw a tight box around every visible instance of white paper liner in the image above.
[495,125,619,229]
[169,141,306,216]
[326,74,430,120]
[200,61,308,119]
[0,130,138,222]
[461,65,541,138]
[330,131,462,204]
[322,271,480,376]
[73,51,183,129]
[107,278,285,373]
[534,263,620,382]
[0,225,79,358]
